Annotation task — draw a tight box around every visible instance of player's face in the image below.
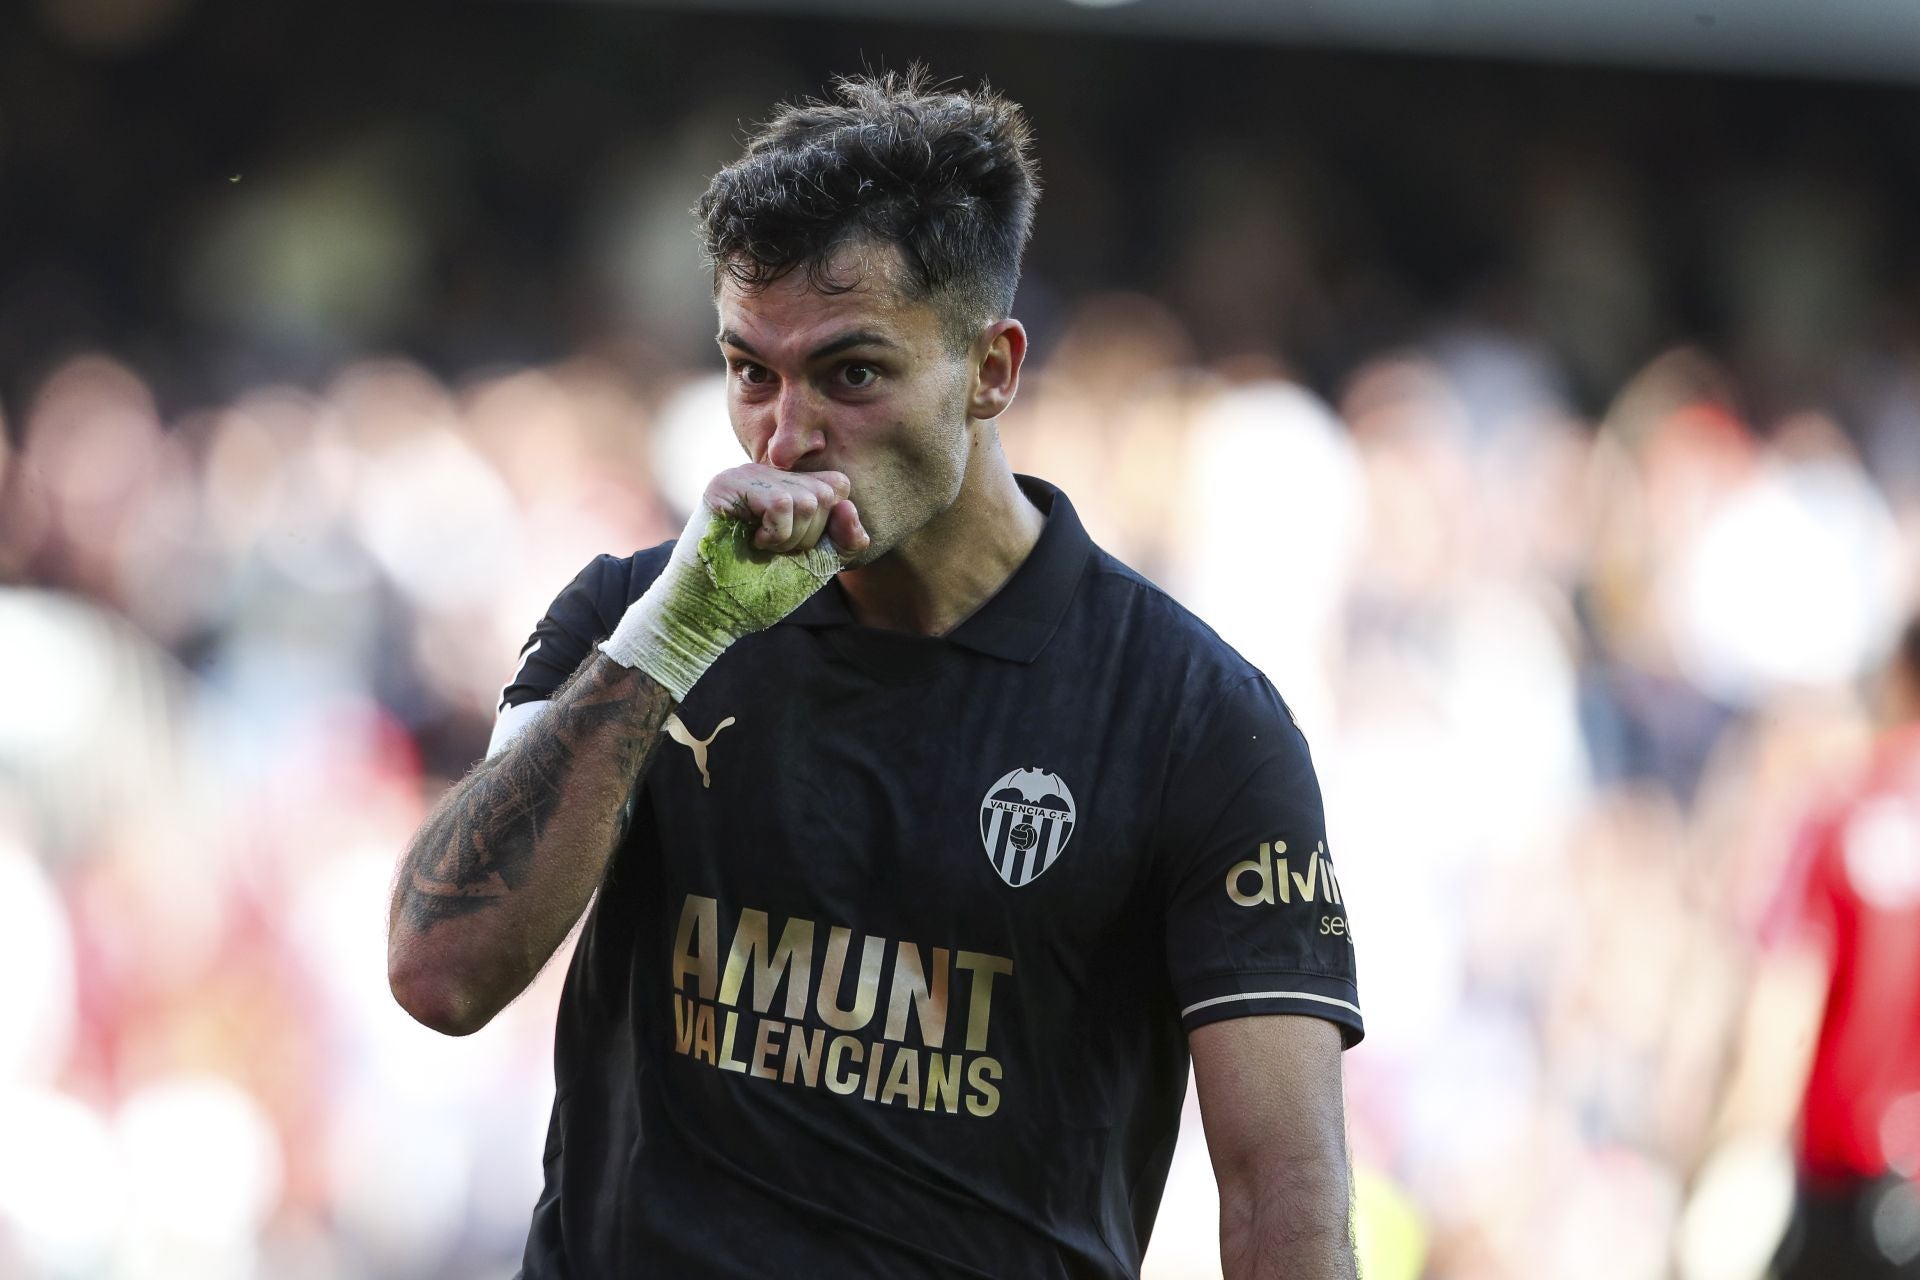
[715,243,976,566]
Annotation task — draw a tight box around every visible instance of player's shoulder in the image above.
[614,541,676,605]
[1078,544,1265,685]
[546,541,675,633]
[1065,540,1305,744]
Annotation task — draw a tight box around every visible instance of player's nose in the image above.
[764,382,827,470]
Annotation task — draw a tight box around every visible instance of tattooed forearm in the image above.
[388,654,676,1033]
[398,657,671,930]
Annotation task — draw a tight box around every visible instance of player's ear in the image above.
[968,319,1026,421]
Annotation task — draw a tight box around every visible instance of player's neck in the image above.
[836,436,1043,638]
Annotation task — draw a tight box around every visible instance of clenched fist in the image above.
[597,465,871,700]
[706,464,869,558]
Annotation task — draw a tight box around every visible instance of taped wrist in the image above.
[597,509,841,701]
[598,587,731,702]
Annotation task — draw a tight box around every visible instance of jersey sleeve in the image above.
[497,552,641,712]
[1158,674,1364,1047]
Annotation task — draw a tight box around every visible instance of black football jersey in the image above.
[505,478,1363,1279]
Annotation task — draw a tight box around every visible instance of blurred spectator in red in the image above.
[1718,611,1920,1278]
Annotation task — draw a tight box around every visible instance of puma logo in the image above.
[664,713,736,789]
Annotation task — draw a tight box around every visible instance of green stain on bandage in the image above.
[698,516,841,621]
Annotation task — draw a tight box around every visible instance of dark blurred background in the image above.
[4,1,1919,1277]
[11,0,1920,427]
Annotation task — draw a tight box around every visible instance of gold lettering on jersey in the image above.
[882,943,949,1048]
[673,993,696,1054]
[881,1047,920,1106]
[717,1010,749,1073]
[817,928,886,1031]
[825,1035,863,1095]
[783,1026,824,1087]
[965,1058,1003,1118]
[925,1053,964,1113]
[750,1018,785,1080]
[667,894,1014,1118]
[672,894,720,999]
[691,1001,717,1064]
[954,951,1013,1052]
[718,910,815,1018]
[1225,840,1344,909]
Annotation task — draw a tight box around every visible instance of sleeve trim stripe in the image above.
[487,699,552,761]
[498,638,544,712]
[1180,989,1362,1019]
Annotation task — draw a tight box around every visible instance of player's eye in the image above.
[839,363,878,389]
[732,361,773,387]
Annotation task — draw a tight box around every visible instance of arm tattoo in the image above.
[397,656,672,931]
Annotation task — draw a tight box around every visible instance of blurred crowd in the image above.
[8,7,1920,1279]
[3,296,1915,1278]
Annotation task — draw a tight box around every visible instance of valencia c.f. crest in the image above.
[979,767,1077,888]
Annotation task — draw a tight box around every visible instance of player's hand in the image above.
[702,463,870,558]
[595,465,869,700]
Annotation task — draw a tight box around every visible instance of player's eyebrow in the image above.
[716,328,902,363]
[715,328,761,358]
[805,330,901,362]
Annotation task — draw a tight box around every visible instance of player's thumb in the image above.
[826,500,870,557]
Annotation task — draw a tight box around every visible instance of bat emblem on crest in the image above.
[979,767,1077,888]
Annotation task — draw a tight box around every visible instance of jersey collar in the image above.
[779,475,1091,663]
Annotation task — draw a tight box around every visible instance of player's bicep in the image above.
[1190,1013,1348,1179]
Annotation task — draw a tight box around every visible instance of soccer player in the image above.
[387,70,1364,1279]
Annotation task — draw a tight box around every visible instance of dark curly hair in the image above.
[696,68,1041,349]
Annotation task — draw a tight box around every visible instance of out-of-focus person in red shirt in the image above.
[1716,612,1920,1278]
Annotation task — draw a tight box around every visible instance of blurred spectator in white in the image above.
[1174,377,1363,740]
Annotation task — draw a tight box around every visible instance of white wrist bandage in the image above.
[599,505,841,701]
